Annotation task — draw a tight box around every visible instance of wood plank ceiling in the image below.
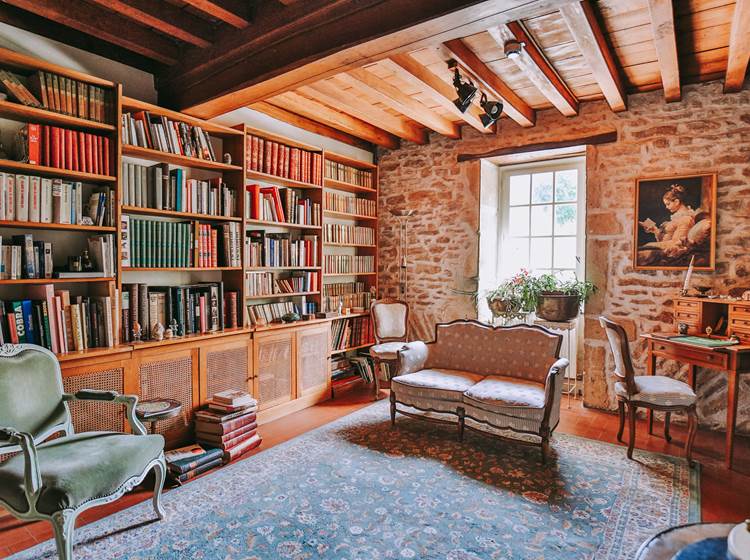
[4,0,749,150]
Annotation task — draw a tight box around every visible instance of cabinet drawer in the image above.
[674,310,700,324]
[652,341,729,370]
[676,299,700,310]
[729,304,750,320]
[729,317,750,331]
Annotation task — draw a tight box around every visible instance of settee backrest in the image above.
[425,320,562,384]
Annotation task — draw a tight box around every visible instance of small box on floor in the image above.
[194,390,262,463]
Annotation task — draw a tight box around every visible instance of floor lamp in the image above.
[390,209,414,299]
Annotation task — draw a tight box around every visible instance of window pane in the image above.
[555,169,578,202]
[502,237,529,277]
[556,269,576,282]
[531,172,553,203]
[554,237,577,269]
[555,203,577,235]
[530,237,552,270]
[530,204,552,236]
[508,206,530,237]
[509,174,530,205]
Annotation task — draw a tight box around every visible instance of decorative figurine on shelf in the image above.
[164,326,174,339]
[743,290,750,302]
[678,322,689,335]
[281,312,300,323]
[223,153,232,165]
[79,216,94,226]
[705,326,713,336]
[67,256,82,272]
[132,321,142,343]
[169,318,180,337]
[81,250,94,273]
[151,322,164,341]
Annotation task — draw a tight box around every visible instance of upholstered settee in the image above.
[390,320,569,461]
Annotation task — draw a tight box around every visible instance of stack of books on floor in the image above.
[164,443,224,485]
[194,390,261,463]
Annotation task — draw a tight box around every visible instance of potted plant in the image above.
[532,273,598,322]
[486,269,537,318]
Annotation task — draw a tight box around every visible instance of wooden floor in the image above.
[1,387,748,558]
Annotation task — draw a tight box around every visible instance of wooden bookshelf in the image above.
[122,205,242,222]
[330,342,373,356]
[246,169,322,191]
[122,145,242,172]
[0,99,116,132]
[323,178,377,195]
[246,291,319,300]
[0,158,116,183]
[245,218,321,230]
[323,209,378,222]
[122,267,243,272]
[323,272,377,277]
[324,243,377,248]
[246,266,321,271]
[0,220,117,232]
[0,276,115,285]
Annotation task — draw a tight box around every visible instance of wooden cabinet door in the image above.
[198,333,253,404]
[253,330,295,411]
[296,323,330,397]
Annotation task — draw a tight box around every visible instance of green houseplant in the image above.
[532,273,597,321]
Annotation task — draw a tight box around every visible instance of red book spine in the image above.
[51,127,60,168]
[263,139,270,173]
[65,129,74,169]
[211,227,218,267]
[85,133,93,173]
[251,136,258,171]
[96,135,103,175]
[60,127,66,169]
[103,137,110,176]
[43,125,51,167]
[78,131,86,173]
[71,131,78,171]
[26,124,41,166]
[199,294,206,333]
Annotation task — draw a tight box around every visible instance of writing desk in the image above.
[641,333,750,469]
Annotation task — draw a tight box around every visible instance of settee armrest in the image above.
[395,341,429,376]
[63,390,147,436]
[0,426,42,507]
[543,358,569,406]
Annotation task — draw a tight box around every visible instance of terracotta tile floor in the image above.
[1,387,748,558]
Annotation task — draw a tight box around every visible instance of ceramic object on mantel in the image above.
[728,520,750,560]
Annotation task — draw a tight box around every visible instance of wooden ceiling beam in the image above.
[2,0,180,65]
[559,0,626,112]
[181,0,250,28]
[249,101,375,151]
[443,38,536,127]
[725,0,750,93]
[489,22,578,116]
[387,53,491,134]
[340,68,461,139]
[300,81,429,145]
[87,0,214,48]
[266,93,400,150]
[647,0,681,102]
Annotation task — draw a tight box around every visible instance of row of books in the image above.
[197,222,242,268]
[325,160,373,188]
[323,224,375,246]
[0,286,115,352]
[321,292,371,313]
[324,192,376,217]
[122,162,237,217]
[122,111,217,162]
[324,255,374,274]
[331,315,374,351]
[245,135,323,185]
[245,271,318,297]
[245,300,317,325]
[0,173,113,226]
[121,282,236,342]
[245,231,318,268]
[245,184,319,225]
[323,281,366,296]
[24,124,111,176]
[0,69,109,122]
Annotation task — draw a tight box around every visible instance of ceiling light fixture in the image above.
[448,59,477,113]
[504,39,525,60]
[479,92,503,128]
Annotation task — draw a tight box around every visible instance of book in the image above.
[211,389,256,407]
[219,433,262,462]
[193,407,253,424]
[195,422,257,446]
[196,427,257,451]
[167,446,224,475]
[174,457,223,483]
[194,411,257,435]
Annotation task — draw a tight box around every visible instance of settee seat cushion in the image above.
[463,375,547,411]
[392,368,483,402]
[615,376,696,407]
[370,341,407,361]
[0,431,164,515]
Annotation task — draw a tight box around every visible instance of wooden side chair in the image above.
[599,317,698,466]
[0,344,167,560]
[369,298,409,400]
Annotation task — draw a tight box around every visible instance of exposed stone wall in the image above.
[377,80,750,433]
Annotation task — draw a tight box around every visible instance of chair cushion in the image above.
[392,368,483,402]
[370,341,406,361]
[0,431,164,515]
[463,375,547,410]
[615,376,696,407]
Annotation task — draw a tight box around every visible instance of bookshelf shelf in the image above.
[0,158,116,183]
[323,243,376,248]
[246,170,322,191]
[122,205,242,222]
[245,291,319,300]
[323,272,377,277]
[330,342,373,356]
[323,210,378,222]
[131,327,249,350]
[245,218,321,230]
[323,178,377,195]
[246,266,321,272]
[122,267,243,272]
[0,220,116,232]
[122,145,243,172]
[0,100,116,132]
[0,277,114,285]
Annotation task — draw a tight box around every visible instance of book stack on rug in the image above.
[194,390,261,463]
[164,443,224,485]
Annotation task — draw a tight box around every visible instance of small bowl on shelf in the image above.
[694,286,711,297]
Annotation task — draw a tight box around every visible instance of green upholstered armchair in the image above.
[0,344,167,560]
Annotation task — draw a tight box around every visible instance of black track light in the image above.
[480,92,503,128]
[449,60,477,114]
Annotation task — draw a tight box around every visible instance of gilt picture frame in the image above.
[633,173,717,271]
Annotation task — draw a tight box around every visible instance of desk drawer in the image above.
[652,341,729,370]
[674,310,700,324]
[729,317,750,331]
[729,303,750,320]
[676,299,701,311]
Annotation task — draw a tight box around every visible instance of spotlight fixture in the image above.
[448,59,477,113]
[504,39,525,59]
[479,92,503,128]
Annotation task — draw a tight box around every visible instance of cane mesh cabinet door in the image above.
[200,334,253,403]
[62,363,127,434]
[254,330,294,411]
[296,324,330,397]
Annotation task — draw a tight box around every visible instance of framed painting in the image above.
[633,173,717,271]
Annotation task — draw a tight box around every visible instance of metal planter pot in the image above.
[535,292,580,322]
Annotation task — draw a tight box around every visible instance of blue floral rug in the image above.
[11,401,699,560]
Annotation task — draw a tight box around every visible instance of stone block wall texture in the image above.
[377,80,750,433]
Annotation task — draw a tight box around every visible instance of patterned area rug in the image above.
[11,401,699,560]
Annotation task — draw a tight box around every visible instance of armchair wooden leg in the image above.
[627,403,638,460]
[457,407,465,442]
[153,457,167,520]
[541,437,550,464]
[51,510,76,560]
[616,400,625,443]
[648,408,654,436]
[373,363,382,401]
[663,411,672,442]
[389,390,396,426]
[686,406,698,467]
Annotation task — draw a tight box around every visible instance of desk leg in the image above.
[687,364,696,392]
[647,345,655,435]
[726,371,739,469]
